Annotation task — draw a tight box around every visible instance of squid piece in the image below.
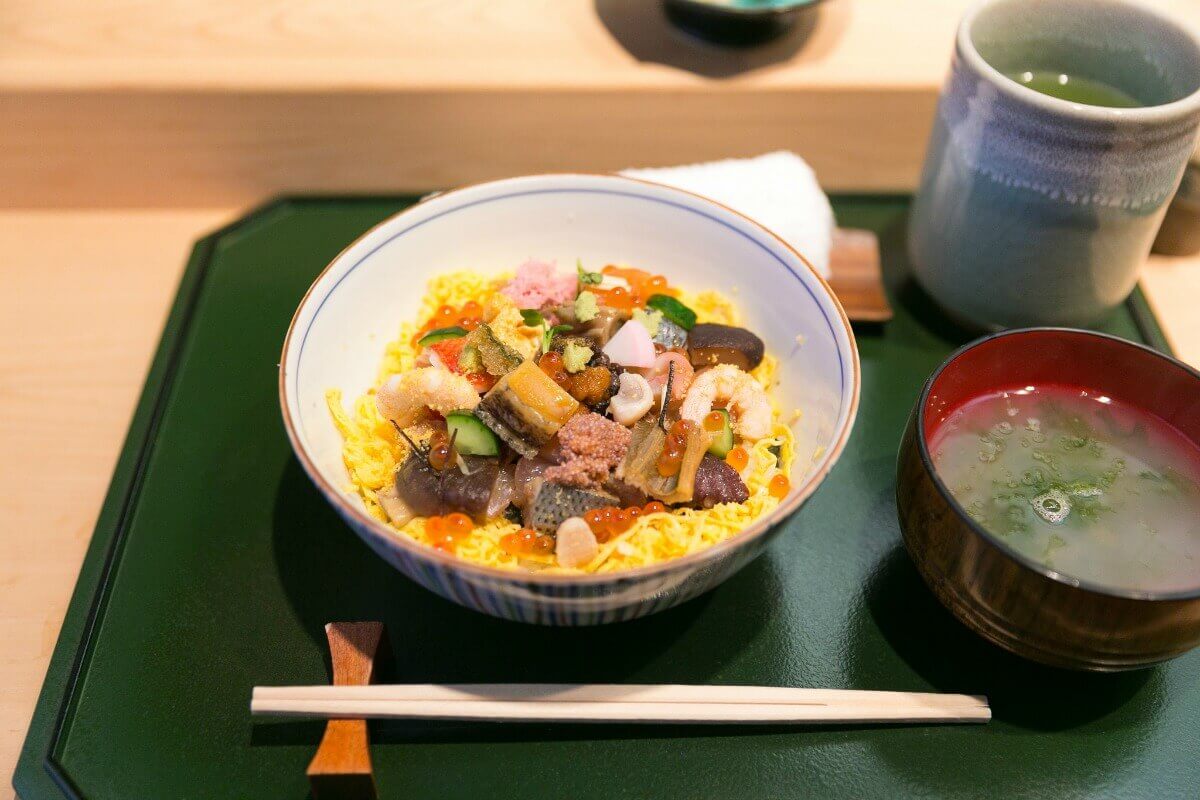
[609,373,655,426]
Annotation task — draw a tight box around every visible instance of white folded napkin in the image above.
[622,151,836,277]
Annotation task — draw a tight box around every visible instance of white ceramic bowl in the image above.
[280,174,860,624]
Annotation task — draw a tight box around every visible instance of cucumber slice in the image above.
[706,409,734,457]
[445,410,501,456]
[645,294,697,331]
[417,326,468,347]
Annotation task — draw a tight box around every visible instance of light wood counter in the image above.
[4,0,1197,207]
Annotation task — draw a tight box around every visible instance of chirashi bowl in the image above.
[279,173,860,624]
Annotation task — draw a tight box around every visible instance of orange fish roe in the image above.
[726,446,749,472]
[656,419,696,477]
[583,505,643,543]
[538,350,568,385]
[600,266,678,302]
[425,512,475,553]
[443,512,473,538]
[500,528,555,556]
[590,285,637,312]
[427,430,456,471]
[411,302,485,345]
[768,473,790,499]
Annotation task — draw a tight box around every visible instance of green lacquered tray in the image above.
[15,197,1198,800]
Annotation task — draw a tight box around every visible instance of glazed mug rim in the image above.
[958,0,1200,125]
[914,326,1200,603]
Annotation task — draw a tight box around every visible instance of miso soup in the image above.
[930,386,1200,593]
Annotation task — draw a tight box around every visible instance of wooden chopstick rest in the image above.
[828,227,892,323]
[306,621,386,800]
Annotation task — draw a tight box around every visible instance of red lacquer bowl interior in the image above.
[922,329,1200,449]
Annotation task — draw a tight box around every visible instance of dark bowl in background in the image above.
[896,328,1200,671]
[663,0,824,46]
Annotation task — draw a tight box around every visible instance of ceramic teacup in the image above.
[908,0,1200,329]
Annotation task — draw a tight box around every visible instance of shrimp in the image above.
[680,364,772,441]
[375,366,480,427]
[643,351,694,408]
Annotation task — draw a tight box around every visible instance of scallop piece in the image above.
[555,517,599,568]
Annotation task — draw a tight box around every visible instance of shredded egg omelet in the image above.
[327,271,796,573]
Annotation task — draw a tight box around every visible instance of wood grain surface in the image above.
[3,0,1195,207]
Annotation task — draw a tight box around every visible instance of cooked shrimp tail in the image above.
[680,364,772,441]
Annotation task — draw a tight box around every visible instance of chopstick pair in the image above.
[251,683,990,725]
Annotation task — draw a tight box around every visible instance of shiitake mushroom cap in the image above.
[687,323,765,371]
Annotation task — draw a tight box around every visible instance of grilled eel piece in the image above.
[476,360,580,458]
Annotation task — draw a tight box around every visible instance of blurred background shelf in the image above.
[3,0,1192,208]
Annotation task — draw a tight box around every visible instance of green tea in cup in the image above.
[1004,70,1142,108]
[908,0,1200,329]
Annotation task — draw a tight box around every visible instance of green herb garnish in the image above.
[520,308,572,354]
[577,260,603,286]
[416,326,468,347]
[645,294,697,330]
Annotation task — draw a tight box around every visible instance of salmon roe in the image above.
[500,528,555,557]
[646,275,671,294]
[444,512,472,538]
[768,473,790,499]
[642,501,667,516]
[591,285,636,311]
[583,504,643,543]
[412,302,485,344]
[538,351,570,386]
[656,419,695,477]
[725,446,749,472]
[703,411,726,432]
[426,513,473,553]
[599,266,678,302]
[427,430,456,471]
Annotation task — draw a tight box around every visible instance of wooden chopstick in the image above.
[251,684,990,725]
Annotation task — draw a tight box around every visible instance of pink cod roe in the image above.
[500,260,579,309]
